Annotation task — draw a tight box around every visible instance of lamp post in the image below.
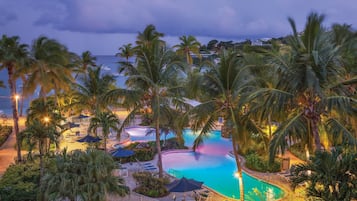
[14,94,19,113]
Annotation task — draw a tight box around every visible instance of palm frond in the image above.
[325,118,357,146]
[269,112,306,162]
[323,96,357,115]
[192,115,216,151]
[117,106,140,137]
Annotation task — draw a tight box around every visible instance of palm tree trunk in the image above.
[104,136,107,152]
[311,119,322,151]
[155,119,163,178]
[7,66,21,162]
[38,139,45,201]
[39,139,44,178]
[232,135,244,201]
[229,106,244,201]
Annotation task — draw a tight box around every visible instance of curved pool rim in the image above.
[124,126,287,200]
[162,149,286,200]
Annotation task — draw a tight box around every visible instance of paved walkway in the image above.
[0,117,26,177]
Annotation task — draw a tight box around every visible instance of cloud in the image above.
[0,9,17,26]
[2,0,357,55]
[27,0,356,40]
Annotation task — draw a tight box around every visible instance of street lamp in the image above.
[14,94,20,112]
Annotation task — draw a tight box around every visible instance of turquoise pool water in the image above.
[125,127,284,200]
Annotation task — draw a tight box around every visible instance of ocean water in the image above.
[0,55,125,115]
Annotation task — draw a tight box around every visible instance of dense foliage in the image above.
[0,125,12,146]
[245,152,281,173]
[290,149,357,201]
[42,149,129,201]
[133,171,170,197]
[0,162,40,201]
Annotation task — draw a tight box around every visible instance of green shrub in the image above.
[133,172,170,198]
[118,138,187,163]
[0,125,12,146]
[245,152,281,173]
[0,161,40,201]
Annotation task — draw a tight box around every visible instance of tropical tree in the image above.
[116,43,135,63]
[73,50,97,79]
[88,111,120,152]
[42,149,129,201]
[21,36,75,98]
[174,35,201,65]
[105,36,186,178]
[72,66,117,114]
[247,13,357,161]
[186,49,259,201]
[136,24,165,48]
[0,35,29,162]
[290,149,357,201]
[24,97,64,178]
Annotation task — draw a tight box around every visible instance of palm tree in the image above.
[136,24,165,48]
[88,111,120,152]
[290,149,357,200]
[186,49,258,201]
[43,149,129,201]
[21,36,74,98]
[72,66,117,114]
[105,38,185,178]
[22,119,60,179]
[73,50,97,79]
[0,35,29,162]
[116,43,135,63]
[174,35,201,65]
[24,97,64,177]
[248,13,357,160]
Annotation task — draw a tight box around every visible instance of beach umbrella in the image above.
[166,177,203,192]
[111,147,135,158]
[77,134,101,143]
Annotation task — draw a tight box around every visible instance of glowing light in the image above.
[43,117,50,123]
[233,171,241,179]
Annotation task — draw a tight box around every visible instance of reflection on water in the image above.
[125,127,284,200]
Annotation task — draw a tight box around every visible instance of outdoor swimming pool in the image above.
[124,127,284,200]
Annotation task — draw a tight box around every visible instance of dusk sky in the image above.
[1,0,356,55]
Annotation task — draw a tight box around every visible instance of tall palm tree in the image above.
[72,66,117,114]
[174,35,201,65]
[22,119,60,179]
[21,36,74,98]
[0,35,29,162]
[105,39,185,178]
[186,50,258,201]
[73,50,97,79]
[248,13,357,160]
[26,97,63,158]
[88,111,120,152]
[136,24,165,48]
[116,43,135,63]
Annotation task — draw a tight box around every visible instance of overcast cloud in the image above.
[1,0,356,54]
